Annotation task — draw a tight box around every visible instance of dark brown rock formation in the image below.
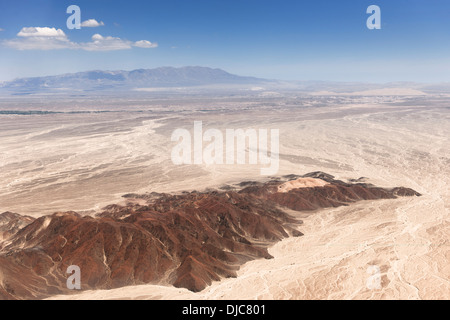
[0,173,420,300]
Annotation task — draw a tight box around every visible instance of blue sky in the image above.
[0,0,449,82]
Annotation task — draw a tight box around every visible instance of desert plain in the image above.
[0,91,448,300]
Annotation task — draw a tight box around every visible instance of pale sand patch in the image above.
[277,178,329,193]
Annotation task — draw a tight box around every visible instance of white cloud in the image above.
[4,27,74,50]
[17,27,66,38]
[83,34,133,51]
[81,19,105,28]
[0,28,4,32]
[134,40,158,48]
[3,27,157,52]
[91,34,104,41]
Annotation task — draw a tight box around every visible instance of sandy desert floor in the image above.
[0,93,448,300]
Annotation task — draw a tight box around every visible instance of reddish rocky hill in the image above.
[0,173,420,300]
[0,212,35,245]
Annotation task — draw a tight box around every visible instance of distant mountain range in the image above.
[0,66,271,94]
[1,66,449,96]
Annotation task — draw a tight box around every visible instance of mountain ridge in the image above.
[0,172,421,300]
[2,66,449,96]
[0,66,270,94]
